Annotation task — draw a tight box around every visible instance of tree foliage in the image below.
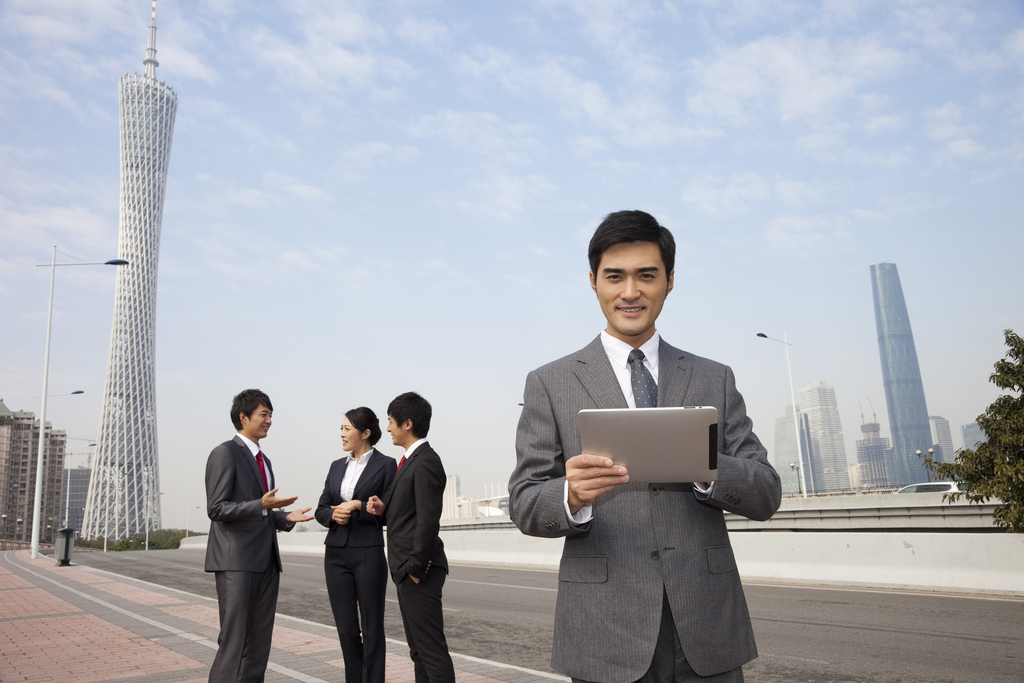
[926,329,1024,532]
[75,528,206,551]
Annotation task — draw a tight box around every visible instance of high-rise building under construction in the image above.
[83,3,176,540]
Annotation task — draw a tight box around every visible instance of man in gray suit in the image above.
[509,211,781,683]
[205,389,313,683]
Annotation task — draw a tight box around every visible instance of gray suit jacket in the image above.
[205,435,295,573]
[509,336,781,681]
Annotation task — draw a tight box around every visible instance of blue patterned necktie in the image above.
[628,349,658,408]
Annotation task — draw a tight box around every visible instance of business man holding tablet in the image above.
[509,211,782,683]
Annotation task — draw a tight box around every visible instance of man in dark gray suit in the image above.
[366,392,455,683]
[205,389,313,683]
[509,211,782,683]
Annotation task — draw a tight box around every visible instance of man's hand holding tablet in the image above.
[565,454,629,515]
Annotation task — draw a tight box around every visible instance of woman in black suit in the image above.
[315,407,397,683]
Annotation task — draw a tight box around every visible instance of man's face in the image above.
[387,415,415,449]
[239,404,272,443]
[590,241,673,347]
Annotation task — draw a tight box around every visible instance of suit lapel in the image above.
[353,449,385,500]
[573,336,629,410]
[657,339,693,408]
[332,458,351,501]
[233,435,267,493]
[386,442,424,503]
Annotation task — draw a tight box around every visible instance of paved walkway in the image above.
[1,550,568,683]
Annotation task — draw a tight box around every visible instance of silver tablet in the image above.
[577,406,719,483]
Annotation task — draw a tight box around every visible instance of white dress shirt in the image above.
[340,449,374,502]
[403,438,428,460]
[564,331,712,525]
[237,433,270,516]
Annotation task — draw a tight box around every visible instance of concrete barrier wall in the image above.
[178,523,1024,596]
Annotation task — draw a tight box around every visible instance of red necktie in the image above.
[396,455,407,473]
[256,450,269,491]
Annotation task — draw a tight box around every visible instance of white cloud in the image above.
[395,17,452,51]
[456,47,719,149]
[262,171,331,202]
[773,177,827,207]
[922,103,986,161]
[225,116,299,156]
[248,3,409,94]
[687,34,905,125]
[409,110,538,164]
[331,142,418,182]
[544,0,666,83]
[443,172,556,220]
[765,213,853,255]
[680,172,770,215]
[864,114,905,135]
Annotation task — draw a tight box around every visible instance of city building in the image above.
[83,8,177,541]
[773,405,807,495]
[441,473,462,520]
[869,263,933,486]
[929,416,955,464]
[855,413,894,489]
[799,381,851,493]
[0,399,66,543]
[62,466,92,531]
[961,422,985,451]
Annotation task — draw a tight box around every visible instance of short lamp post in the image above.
[31,246,126,558]
[915,448,935,483]
[757,332,807,498]
[185,506,201,539]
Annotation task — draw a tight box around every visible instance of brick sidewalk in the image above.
[1,550,567,683]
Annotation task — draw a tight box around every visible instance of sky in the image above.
[1,0,1022,531]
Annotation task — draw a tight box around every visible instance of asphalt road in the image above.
[71,549,1024,683]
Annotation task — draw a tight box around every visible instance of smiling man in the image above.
[509,211,782,683]
[205,389,313,683]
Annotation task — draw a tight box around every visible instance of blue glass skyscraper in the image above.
[870,263,932,486]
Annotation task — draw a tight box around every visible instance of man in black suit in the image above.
[205,389,313,683]
[366,392,455,683]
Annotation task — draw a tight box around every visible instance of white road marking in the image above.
[448,578,558,592]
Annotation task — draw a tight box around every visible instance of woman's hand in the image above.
[331,500,361,524]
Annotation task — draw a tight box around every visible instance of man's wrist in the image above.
[567,487,584,515]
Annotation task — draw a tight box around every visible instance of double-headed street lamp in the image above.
[31,246,127,559]
[757,332,808,498]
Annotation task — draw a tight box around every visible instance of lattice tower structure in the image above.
[83,7,176,541]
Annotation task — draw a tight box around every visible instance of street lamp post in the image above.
[757,332,808,498]
[915,448,935,483]
[31,246,127,559]
[185,505,200,539]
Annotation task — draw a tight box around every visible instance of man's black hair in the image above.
[588,210,676,276]
[345,406,383,446]
[231,389,273,431]
[387,392,432,439]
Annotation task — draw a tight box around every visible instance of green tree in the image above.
[926,329,1024,532]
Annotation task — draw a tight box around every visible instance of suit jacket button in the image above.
[650,550,660,560]
[545,521,560,530]
[649,484,660,495]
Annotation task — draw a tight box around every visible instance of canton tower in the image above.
[869,263,932,487]
[83,1,177,541]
